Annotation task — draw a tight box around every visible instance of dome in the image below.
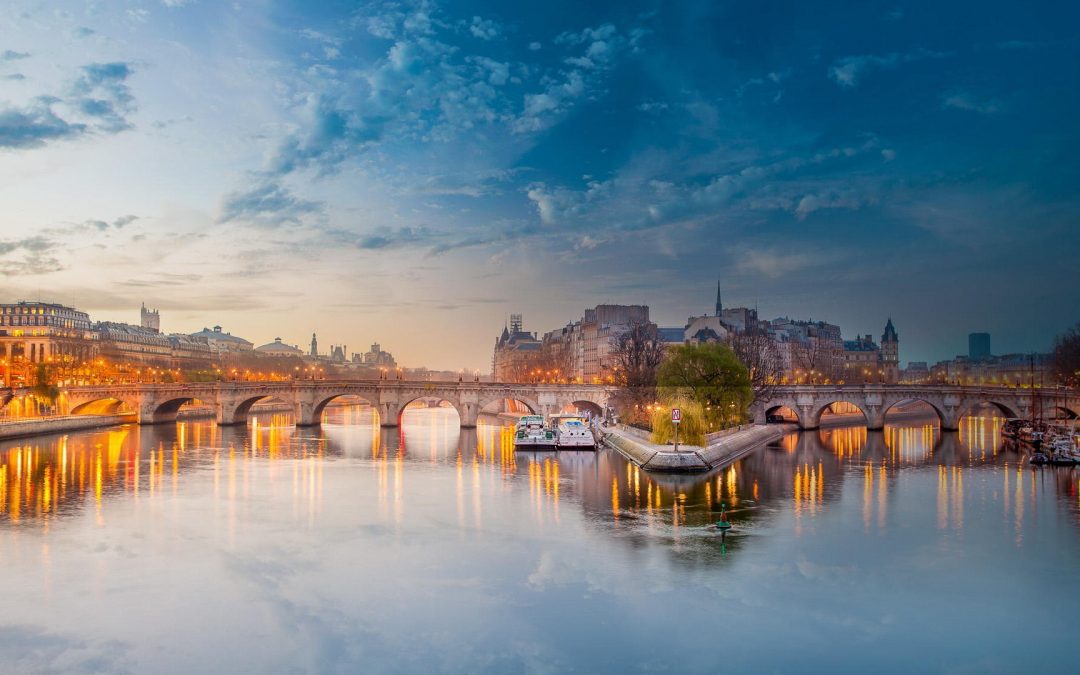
[255,337,303,355]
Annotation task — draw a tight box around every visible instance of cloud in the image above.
[528,42,541,51]
[218,180,321,226]
[68,62,137,132]
[513,22,643,133]
[82,214,139,231]
[0,101,86,148]
[942,91,1002,114]
[1,50,29,61]
[0,61,136,149]
[734,248,815,279]
[467,16,500,40]
[0,236,63,276]
[828,49,945,87]
[355,226,437,250]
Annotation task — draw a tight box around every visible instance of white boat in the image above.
[551,414,596,450]
[514,415,555,449]
[1046,436,1080,465]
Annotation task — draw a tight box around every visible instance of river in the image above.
[0,407,1077,673]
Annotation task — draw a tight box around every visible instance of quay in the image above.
[597,422,788,473]
[0,414,137,441]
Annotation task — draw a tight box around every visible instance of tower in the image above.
[715,280,722,317]
[140,302,160,333]
[881,319,899,384]
[310,332,318,358]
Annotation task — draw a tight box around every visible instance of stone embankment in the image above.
[597,422,790,473]
[0,414,137,441]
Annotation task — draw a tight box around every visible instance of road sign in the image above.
[671,408,682,424]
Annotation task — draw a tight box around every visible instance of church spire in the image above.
[715,280,722,317]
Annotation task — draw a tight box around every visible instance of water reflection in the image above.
[2,408,1079,672]
[2,409,1077,538]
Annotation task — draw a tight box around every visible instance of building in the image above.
[843,334,881,382]
[189,326,254,355]
[770,317,845,382]
[930,352,1051,386]
[140,303,160,333]
[95,321,173,368]
[255,337,305,357]
[685,284,757,342]
[167,334,214,369]
[881,319,900,383]
[493,314,543,382]
[901,361,930,383]
[969,332,991,361]
[0,302,97,378]
[357,343,396,368]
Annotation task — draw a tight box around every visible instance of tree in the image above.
[609,320,666,425]
[729,331,782,405]
[31,363,60,403]
[1051,322,1080,387]
[657,343,752,428]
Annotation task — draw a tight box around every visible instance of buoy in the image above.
[716,501,732,531]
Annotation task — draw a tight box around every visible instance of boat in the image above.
[1001,418,1026,439]
[551,414,596,450]
[1045,435,1080,465]
[513,415,555,450]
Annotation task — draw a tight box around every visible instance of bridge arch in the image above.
[563,399,604,418]
[394,396,465,427]
[148,397,199,424]
[226,395,296,425]
[957,400,1019,422]
[882,398,951,428]
[1051,405,1079,420]
[478,395,541,417]
[311,394,380,426]
[807,399,869,429]
[765,404,800,424]
[70,397,135,416]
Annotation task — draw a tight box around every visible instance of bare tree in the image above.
[609,321,666,425]
[791,337,829,383]
[729,331,783,405]
[1052,322,1080,387]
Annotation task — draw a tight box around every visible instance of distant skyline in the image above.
[2,1,1077,370]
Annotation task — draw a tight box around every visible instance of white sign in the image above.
[671,408,682,424]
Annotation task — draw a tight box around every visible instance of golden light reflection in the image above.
[821,426,867,459]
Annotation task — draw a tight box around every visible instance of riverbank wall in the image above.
[0,414,137,441]
[598,423,790,473]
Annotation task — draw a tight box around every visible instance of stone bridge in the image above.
[750,385,1080,431]
[51,380,612,428]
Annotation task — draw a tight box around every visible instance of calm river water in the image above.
[1,407,1077,673]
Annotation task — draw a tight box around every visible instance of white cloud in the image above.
[942,91,1002,114]
[467,16,500,41]
[829,49,946,87]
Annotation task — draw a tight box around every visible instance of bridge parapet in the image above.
[752,385,1078,431]
[52,381,614,429]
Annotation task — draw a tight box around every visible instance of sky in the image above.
[1,0,1078,371]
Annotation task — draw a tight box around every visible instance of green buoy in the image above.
[716,502,732,531]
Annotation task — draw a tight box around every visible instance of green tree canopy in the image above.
[657,343,752,427]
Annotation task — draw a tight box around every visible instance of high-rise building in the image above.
[968,332,991,361]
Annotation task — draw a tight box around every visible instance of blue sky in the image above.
[0,0,1077,370]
